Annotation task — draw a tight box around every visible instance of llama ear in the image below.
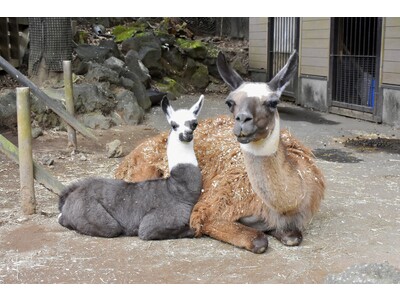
[161,96,174,120]
[217,52,244,90]
[268,50,298,96]
[190,95,204,117]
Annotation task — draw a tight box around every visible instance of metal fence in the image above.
[268,17,299,98]
[330,17,380,112]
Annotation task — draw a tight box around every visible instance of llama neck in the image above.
[240,113,282,203]
[240,113,280,157]
[167,132,198,172]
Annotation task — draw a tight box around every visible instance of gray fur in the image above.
[58,163,202,239]
[58,95,204,240]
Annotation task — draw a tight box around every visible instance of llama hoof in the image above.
[251,234,269,254]
[267,229,303,246]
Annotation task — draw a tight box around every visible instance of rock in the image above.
[125,50,151,84]
[205,82,228,94]
[119,77,135,90]
[115,90,144,125]
[121,32,163,76]
[31,127,43,139]
[130,77,152,110]
[183,57,197,78]
[0,89,17,129]
[106,139,123,158]
[162,47,186,71]
[154,77,186,100]
[98,40,121,59]
[104,56,125,71]
[147,89,167,106]
[231,54,248,76]
[74,44,115,63]
[81,112,113,130]
[40,155,54,166]
[85,62,120,85]
[176,38,207,60]
[191,63,209,90]
[73,83,116,114]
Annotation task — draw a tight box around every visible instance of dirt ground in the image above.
[0,93,399,284]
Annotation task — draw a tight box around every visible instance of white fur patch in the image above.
[164,95,203,170]
[240,113,280,157]
[237,83,273,98]
[167,134,197,170]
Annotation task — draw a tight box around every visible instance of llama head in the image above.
[161,95,204,143]
[217,51,298,144]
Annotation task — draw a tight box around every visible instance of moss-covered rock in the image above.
[154,77,186,99]
[191,63,209,90]
[176,38,207,59]
[112,23,148,43]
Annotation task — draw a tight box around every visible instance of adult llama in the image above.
[115,52,325,253]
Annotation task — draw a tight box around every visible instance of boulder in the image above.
[191,63,209,90]
[73,83,116,114]
[115,89,144,125]
[154,77,186,100]
[147,89,167,106]
[106,139,123,158]
[74,44,115,63]
[98,40,122,59]
[121,32,163,76]
[125,50,151,84]
[162,47,186,71]
[231,53,248,76]
[85,62,120,85]
[176,38,207,60]
[0,89,17,129]
[104,56,125,72]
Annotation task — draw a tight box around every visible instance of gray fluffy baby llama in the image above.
[58,95,204,240]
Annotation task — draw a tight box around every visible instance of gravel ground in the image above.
[0,94,399,286]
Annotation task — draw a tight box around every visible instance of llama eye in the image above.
[266,100,279,109]
[191,122,198,130]
[225,100,235,112]
[171,121,179,130]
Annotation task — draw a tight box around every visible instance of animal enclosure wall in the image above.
[329,17,380,117]
[249,18,268,82]
[381,17,400,126]
[249,17,400,125]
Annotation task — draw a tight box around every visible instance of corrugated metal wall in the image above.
[382,17,400,85]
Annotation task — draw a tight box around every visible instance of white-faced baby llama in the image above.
[58,95,204,240]
[115,52,325,253]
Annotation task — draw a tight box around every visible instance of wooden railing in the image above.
[0,55,98,214]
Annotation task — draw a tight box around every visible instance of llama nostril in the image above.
[236,113,253,123]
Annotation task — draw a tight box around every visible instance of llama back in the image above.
[115,132,169,182]
[58,180,82,211]
[281,129,326,214]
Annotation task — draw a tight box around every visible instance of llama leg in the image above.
[201,220,269,254]
[266,228,303,246]
[59,201,124,238]
[138,213,194,240]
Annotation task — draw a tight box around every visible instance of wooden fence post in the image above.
[63,60,77,150]
[16,87,36,214]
